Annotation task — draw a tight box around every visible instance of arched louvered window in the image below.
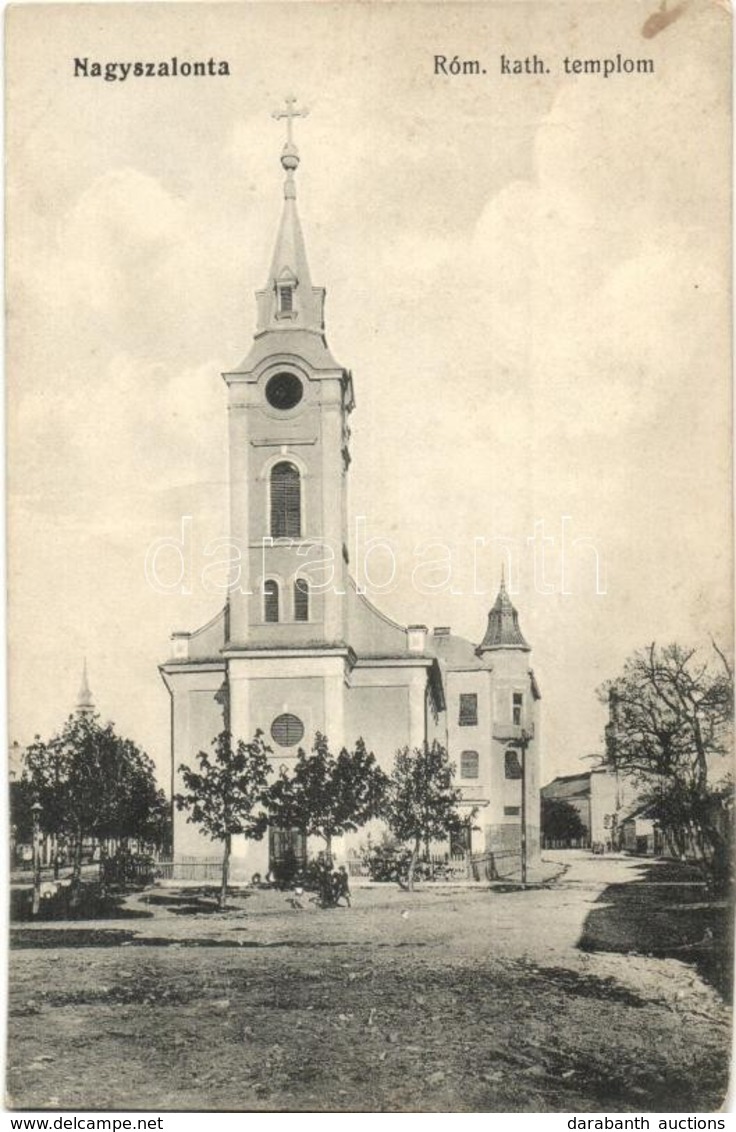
[294,577,309,622]
[264,579,279,623]
[270,461,301,538]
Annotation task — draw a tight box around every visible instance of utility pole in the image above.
[31,800,42,916]
[519,729,531,885]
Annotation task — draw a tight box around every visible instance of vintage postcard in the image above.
[5,0,733,1116]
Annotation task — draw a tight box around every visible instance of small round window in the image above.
[271,713,305,748]
[265,372,303,411]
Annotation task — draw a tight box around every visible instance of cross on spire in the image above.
[272,95,309,148]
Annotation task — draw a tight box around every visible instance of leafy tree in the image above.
[266,733,388,868]
[600,641,733,885]
[541,797,588,844]
[383,740,466,890]
[23,729,72,876]
[176,730,271,910]
[119,743,170,853]
[137,787,172,857]
[23,713,165,892]
[9,778,35,867]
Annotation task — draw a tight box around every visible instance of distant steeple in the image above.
[477,575,531,653]
[76,659,95,717]
[252,95,326,339]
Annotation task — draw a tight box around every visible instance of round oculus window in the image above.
[265,372,303,411]
[271,713,305,748]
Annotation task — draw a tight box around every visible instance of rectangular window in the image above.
[504,806,520,817]
[513,692,523,726]
[460,751,479,779]
[279,286,293,313]
[294,578,309,622]
[264,580,279,623]
[459,693,478,726]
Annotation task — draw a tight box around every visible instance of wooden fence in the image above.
[469,849,520,881]
[154,855,245,882]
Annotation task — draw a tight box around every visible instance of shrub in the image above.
[100,852,156,890]
[359,841,434,884]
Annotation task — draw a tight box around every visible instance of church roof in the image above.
[477,576,531,652]
[345,576,411,658]
[231,329,342,375]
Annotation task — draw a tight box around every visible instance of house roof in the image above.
[425,630,487,671]
[541,772,592,801]
[619,801,658,824]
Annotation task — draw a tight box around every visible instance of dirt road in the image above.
[7,852,731,1112]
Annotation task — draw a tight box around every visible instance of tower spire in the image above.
[248,95,327,340]
[76,659,95,717]
[232,98,342,372]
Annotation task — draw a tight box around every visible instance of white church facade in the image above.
[160,104,541,877]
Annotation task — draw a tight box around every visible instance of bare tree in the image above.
[600,642,733,884]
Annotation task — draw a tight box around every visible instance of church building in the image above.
[160,102,541,877]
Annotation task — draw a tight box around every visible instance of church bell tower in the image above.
[214,97,356,786]
[224,97,354,652]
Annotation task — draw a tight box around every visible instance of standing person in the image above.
[334,865,351,908]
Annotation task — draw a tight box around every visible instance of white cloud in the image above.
[7,2,731,784]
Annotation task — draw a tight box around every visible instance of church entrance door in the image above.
[268,826,307,883]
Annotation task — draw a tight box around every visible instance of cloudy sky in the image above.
[6,0,732,785]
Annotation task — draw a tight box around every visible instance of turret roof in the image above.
[477,575,531,652]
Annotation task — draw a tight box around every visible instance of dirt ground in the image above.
[7,852,732,1113]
